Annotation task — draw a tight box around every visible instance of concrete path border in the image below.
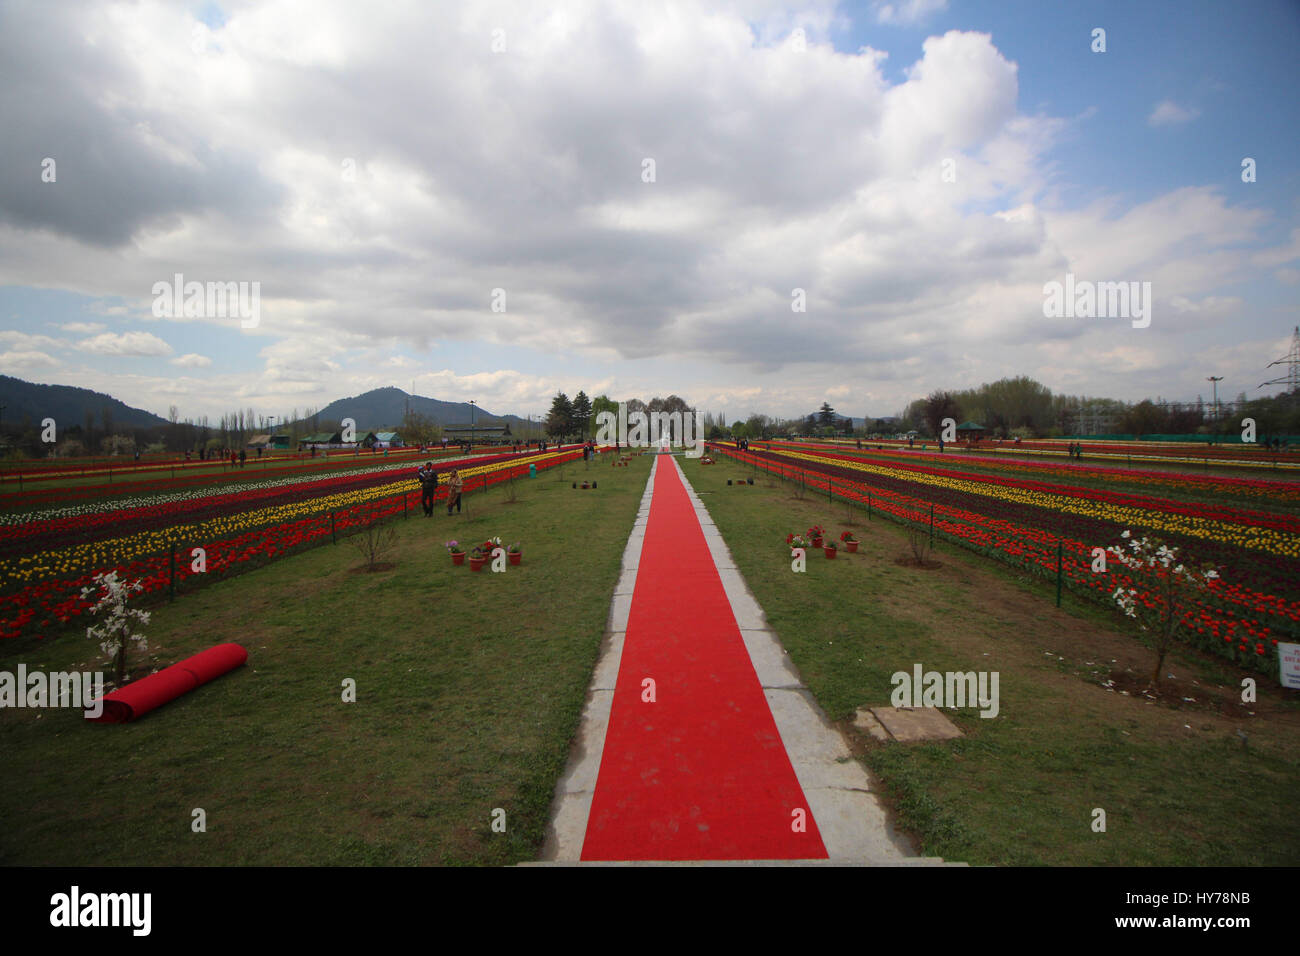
[539,460,656,860]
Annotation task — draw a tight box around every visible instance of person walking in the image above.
[446,468,463,515]
[417,461,439,517]
[239,449,247,468]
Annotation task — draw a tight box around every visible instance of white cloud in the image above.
[0,330,62,350]
[1147,100,1199,126]
[76,331,174,356]
[875,0,948,25]
[0,350,60,372]
[172,352,212,367]
[59,321,106,333]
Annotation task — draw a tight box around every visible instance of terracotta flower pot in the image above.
[811,537,824,549]
[824,547,836,559]
[846,541,858,553]
[469,556,486,571]
[451,552,466,565]
[508,552,522,565]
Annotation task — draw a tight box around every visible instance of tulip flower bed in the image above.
[754,444,1300,557]
[711,443,1300,676]
[773,435,1300,467]
[0,449,582,641]
[762,439,1300,506]
[0,446,530,513]
[0,448,540,539]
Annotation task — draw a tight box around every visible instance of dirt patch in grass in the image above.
[1102,669,1254,718]
[894,556,942,570]
[348,562,397,574]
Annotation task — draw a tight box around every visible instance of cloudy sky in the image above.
[1,0,1298,423]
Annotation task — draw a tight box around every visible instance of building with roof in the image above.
[300,431,342,449]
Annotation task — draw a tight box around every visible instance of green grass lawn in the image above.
[684,457,1300,866]
[0,452,648,865]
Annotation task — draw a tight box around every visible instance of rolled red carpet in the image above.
[88,643,248,723]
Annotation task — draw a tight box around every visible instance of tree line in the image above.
[900,376,1300,439]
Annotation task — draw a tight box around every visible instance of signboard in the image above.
[1279,642,1300,690]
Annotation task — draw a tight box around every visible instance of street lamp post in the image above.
[1207,376,1223,441]
[470,400,475,450]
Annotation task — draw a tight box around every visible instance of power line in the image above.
[1259,325,1300,395]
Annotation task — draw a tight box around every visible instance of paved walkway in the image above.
[541,454,925,864]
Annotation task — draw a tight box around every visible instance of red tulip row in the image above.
[762,442,1300,533]
[788,435,1300,463]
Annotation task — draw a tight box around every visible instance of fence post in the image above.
[169,543,176,601]
[1055,540,1063,607]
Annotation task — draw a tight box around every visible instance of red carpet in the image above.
[581,457,826,860]
[88,643,248,723]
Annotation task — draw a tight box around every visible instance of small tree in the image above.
[348,509,399,571]
[1109,531,1219,689]
[81,571,151,685]
[906,523,932,566]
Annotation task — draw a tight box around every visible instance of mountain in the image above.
[301,387,530,431]
[0,375,169,431]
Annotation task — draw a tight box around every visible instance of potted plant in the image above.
[840,530,859,553]
[469,539,495,571]
[508,542,522,565]
[445,540,466,566]
[808,525,826,549]
[823,539,838,559]
[786,533,809,551]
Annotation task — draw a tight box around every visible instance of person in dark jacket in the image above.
[417,462,439,517]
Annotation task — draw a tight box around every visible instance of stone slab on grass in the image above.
[868,707,963,743]
[852,708,892,743]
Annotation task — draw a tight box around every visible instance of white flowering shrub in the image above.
[1108,530,1219,689]
[81,571,151,684]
